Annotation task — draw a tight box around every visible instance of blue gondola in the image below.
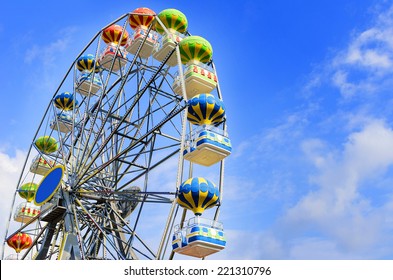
[172,216,226,258]
[75,73,103,96]
[183,126,232,166]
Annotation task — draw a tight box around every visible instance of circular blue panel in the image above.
[34,165,64,206]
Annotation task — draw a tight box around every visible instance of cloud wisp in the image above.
[23,27,77,94]
[323,5,393,98]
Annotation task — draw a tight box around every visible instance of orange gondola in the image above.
[7,233,32,253]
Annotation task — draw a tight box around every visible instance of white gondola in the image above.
[50,112,73,133]
[14,202,40,223]
[152,32,183,67]
[75,73,102,96]
[183,126,231,166]
[126,27,158,58]
[172,62,218,99]
[29,155,54,176]
[172,216,226,258]
[98,43,128,72]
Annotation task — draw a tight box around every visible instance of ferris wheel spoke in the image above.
[115,142,180,171]
[75,44,154,172]
[77,105,184,187]
[78,201,140,259]
[106,202,139,259]
[81,230,99,257]
[126,140,156,254]
[76,42,179,183]
[102,99,181,178]
[73,74,127,174]
[78,215,119,260]
[152,98,183,136]
[75,198,128,259]
[117,148,180,192]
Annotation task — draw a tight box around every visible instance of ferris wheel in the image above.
[2,7,232,260]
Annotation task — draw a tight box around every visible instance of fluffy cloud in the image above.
[343,28,393,69]
[329,6,393,97]
[284,120,393,258]
[0,149,26,257]
[208,230,285,260]
[226,119,393,259]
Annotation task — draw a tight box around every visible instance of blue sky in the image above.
[2,0,393,259]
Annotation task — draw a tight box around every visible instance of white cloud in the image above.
[301,138,330,169]
[288,237,360,259]
[276,4,393,255]
[225,114,393,259]
[0,148,27,257]
[208,230,284,259]
[343,28,393,69]
[284,120,393,257]
[303,4,393,98]
[330,70,377,98]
